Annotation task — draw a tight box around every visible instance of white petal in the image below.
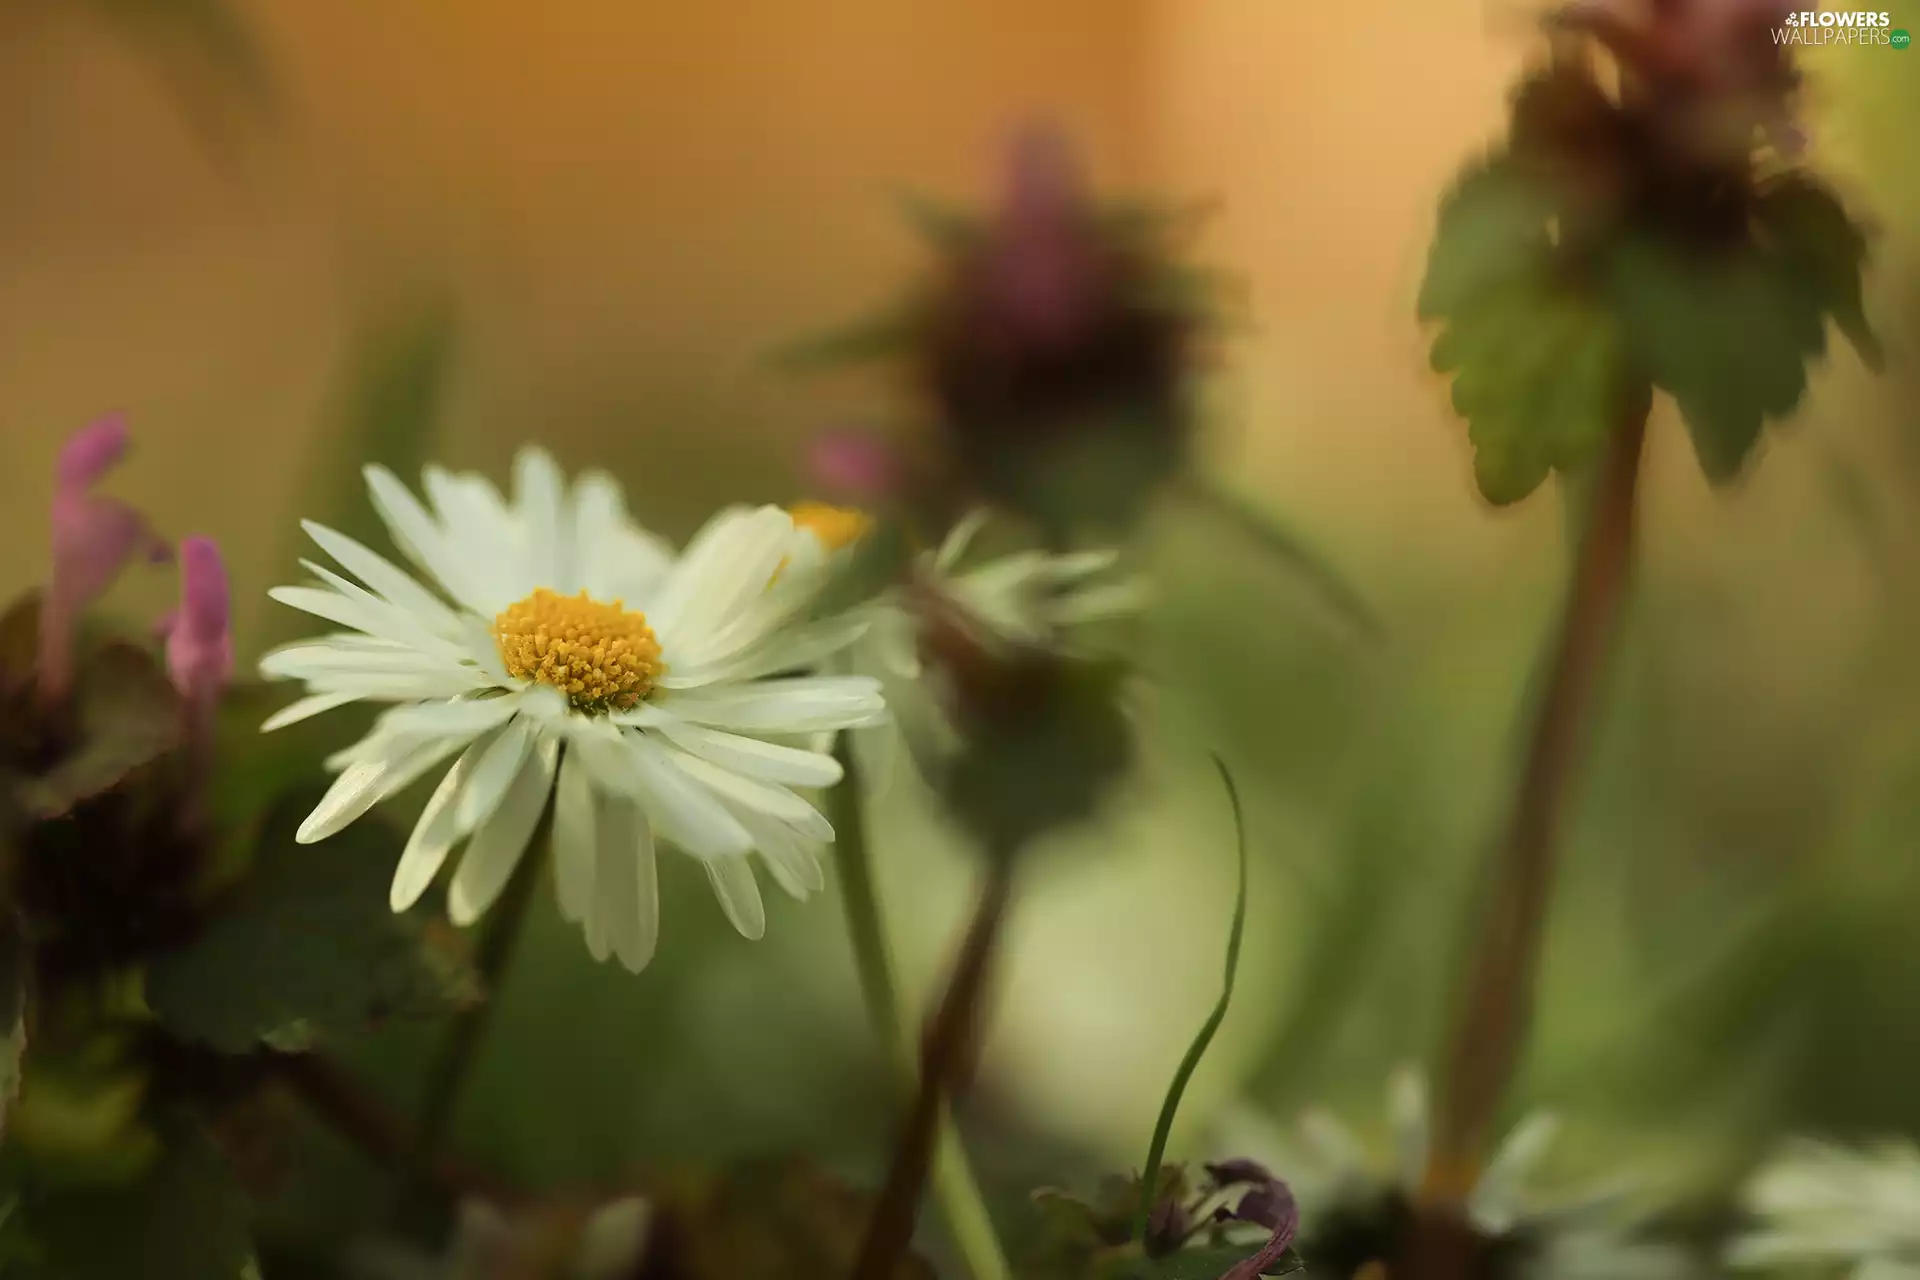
[551,747,599,925]
[733,804,824,900]
[513,446,568,589]
[645,676,885,733]
[1052,583,1147,628]
[663,750,832,842]
[657,616,874,689]
[295,734,464,844]
[1471,1112,1560,1232]
[363,464,470,603]
[374,694,523,742]
[452,718,535,833]
[424,467,528,614]
[649,506,792,645]
[268,586,429,648]
[574,475,674,603]
[392,733,500,911]
[447,735,558,926]
[1298,1108,1369,1179]
[655,722,843,788]
[1389,1067,1429,1193]
[620,731,754,859]
[261,691,360,732]
[933,509,990,571]
[704,855,766,940]
[302,520,461,632]
[595,796,660,972]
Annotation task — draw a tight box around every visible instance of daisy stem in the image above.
[830,734,1011,1280]
[849,841,1017,1280]
[1420,394,1649,1214]
[413,813,548,1176]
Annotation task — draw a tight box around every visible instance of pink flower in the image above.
[808,428,901,502]
[37,415,171,705]
[971,121,1111,351]
[160,536,233,720]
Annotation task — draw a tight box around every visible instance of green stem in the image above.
[831,734,1011,1280]
[414,820,546,1171]
[1133,757,1250,1242]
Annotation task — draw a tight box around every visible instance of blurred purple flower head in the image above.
[975,121,1109,351]
[38,415,171,704]
[161,536,233,718]
[808,428,901,503]
[1556,0,1802,159]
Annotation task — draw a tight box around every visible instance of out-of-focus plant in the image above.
[1407,0,1883,1273]
[0,418,480,1278]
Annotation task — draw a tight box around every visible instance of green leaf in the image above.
[1754,172,1884,374]
[893,188,988,249]
[20,640,182,821]
[1417,156,1557,321]
[1106,1244,1306,1279]
[1133,759,1250,1240]
[146,784,480,1053]
[24,1115,254,1280]
[1420,155,1628,505]
[763,303,928,372]
[1607,236,1821,484]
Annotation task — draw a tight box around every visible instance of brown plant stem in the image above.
[1417,396,1650,1226]
[271,1050,521,1205]
[849,854,1017,1280]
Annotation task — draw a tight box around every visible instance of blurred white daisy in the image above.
[1215,1068,1696,1279]
[260,449,884,972]
[1728,1138,1920,1280]
[787,503,1142,785]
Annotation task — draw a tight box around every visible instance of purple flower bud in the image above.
[978,122,1108,351]
[809,428,900,502]
[1231,1179,1298,1233]
[38,416,171,705]
[163,537,233,718]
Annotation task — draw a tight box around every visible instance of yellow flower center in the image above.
[788,502,872,552]
[491,589,664,712]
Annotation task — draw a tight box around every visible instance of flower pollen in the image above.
[788,501,872,552]
[492,589,663,712]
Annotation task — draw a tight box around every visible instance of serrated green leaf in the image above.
[1418,156,1556,321]
[1106,1244,1306,1280]
[19,640,182,821]
[146,784,480,1053]
[764,303,929,372]
[1754,172,1884,373]
[1608,236,1821,483]
[24,1115,254,1280]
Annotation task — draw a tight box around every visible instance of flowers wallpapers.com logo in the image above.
[1773,10,1908,44]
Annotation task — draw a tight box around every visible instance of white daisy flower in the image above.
[1216,1068,1696,1279]
[1728,1138,1920,1279]
[786,503,1143,786]
[259,449,885,973]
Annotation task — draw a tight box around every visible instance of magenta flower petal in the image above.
[809,429,900,501]
[56,413,130,489]
[38,417,171,704]
[164,536,234,713]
